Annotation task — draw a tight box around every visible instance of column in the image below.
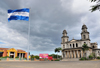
[81,50,83,58]
[74,43,76,48]
[67,51,69,58]
[66,51,67,58]
[14,52,15,58]
[22,53,23,60]
[19,53,21,60]
[9,52,10,56]
[70,51,72,58]
[71,44,73,48]
[14,52,15,60]
[71,51,73,58]
[68,51,70,58]
[77,50,79,58]
[74,51,76,58]
[64,51,66,58]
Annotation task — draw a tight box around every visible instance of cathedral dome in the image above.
[82,24,87,29]
[62,30,67,34]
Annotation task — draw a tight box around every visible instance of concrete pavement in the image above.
[0,60,100,68]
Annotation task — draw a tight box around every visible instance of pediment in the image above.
[70,39,76,42]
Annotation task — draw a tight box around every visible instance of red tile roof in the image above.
[0,48,9,50]
[0,48,26,52]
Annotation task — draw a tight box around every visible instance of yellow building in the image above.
[0,48,27,58]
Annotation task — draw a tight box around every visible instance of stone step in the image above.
[61,58,79,61]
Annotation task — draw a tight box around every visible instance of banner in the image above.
[39,54,48,58]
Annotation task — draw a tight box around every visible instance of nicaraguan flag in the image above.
[8,8,29,22]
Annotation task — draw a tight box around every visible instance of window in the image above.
[76,43,78,47]
[93,46,95,48]
[83,35,86,39]
[70,44,71,48]
[63,45,65,49]
[73,44,74,48]
[63,39,65,43]
[84,42,86,44]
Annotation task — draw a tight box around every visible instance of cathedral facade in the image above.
[61,24,100,59]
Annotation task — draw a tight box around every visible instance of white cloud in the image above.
[0,22,29,49]
[0,0,100,55]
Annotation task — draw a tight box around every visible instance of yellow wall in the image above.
[0,50,4,52]
[7,48,17,57]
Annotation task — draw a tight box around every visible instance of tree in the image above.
[90,0,100,12]
[54,47,62,59]
[82,43,89,57]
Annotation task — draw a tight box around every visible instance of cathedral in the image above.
[61,24,100,59]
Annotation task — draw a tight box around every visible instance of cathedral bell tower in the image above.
[81,24,90,40]
[61,30,69,44]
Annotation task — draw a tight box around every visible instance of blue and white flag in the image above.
[8,8,29,22]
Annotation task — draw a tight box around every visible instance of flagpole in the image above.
[27,8,30,60]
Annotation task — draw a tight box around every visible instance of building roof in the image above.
[0,48,9,50]
[82,24,87,29]
[62,30,67,34]
[66,39,90,43]
[17,49,26,52]
[0,48,26,52]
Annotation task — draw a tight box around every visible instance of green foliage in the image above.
[0,56,9,58]
[49,54,61,59]
[79,57,85,60]
[15,56,19,58]
[55,59,60,61]
[89,55,93,59]
[97,57,100,59]
[82,44,89,52]
[79,57,88,60]
[91,53,96,58]
[89,0,100,12]
[91,0,97,2]
[55,47,62,53]
[35,55,39,59]
[31,55,35,58]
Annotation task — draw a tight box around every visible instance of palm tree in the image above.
[55,47,62,59]
[82,43,89,57]
[89,0,100,12]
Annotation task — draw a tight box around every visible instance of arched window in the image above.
[84,42,86,44]
[83,35,86,39]
[70,44,71,48]
[73,44,74,48]
[76,43,78,47]
[93,46,95,48]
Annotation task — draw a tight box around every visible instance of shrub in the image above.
[79,57,85,60]
[89,55,93,59]
[55,59,60,61]
[35,55,39,59]
[79,57,88,60]
[15,56,19,58]
[97,57,100,59]
[0,56,9,58]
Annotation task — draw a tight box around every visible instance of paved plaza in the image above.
[0,60,100,68]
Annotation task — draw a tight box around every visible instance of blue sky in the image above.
[0,42,5,44]
[0,0,100,55]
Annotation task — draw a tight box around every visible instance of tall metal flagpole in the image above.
[27,8,30,60]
